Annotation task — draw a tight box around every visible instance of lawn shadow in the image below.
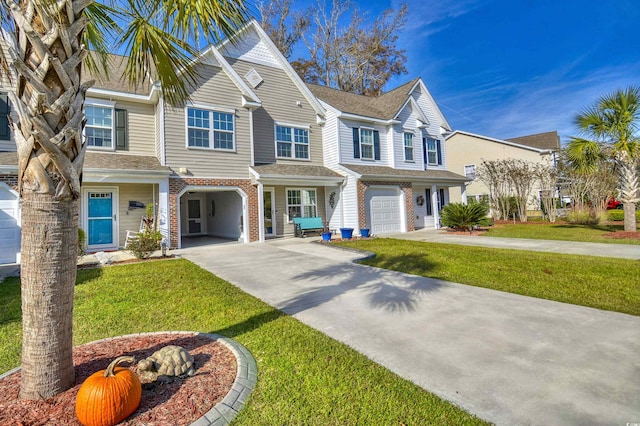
[210,310,286,339]
[280,253,443,315]
[76,267,103,285]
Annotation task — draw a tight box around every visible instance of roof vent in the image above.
[245,68,263,88]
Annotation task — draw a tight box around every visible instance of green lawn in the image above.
[338,239,640,316]
[484,222,640,244]
[0,259,485,425]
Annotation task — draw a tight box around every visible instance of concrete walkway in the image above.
[178,237,640,426]
[385,227,640,259]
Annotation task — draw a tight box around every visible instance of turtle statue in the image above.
[137,345,196,381]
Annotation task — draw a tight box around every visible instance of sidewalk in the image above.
[385,228,640,259]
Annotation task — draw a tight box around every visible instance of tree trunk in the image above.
[615,152,639,232]
[623,202,637,233]
[4,0,90,399]
[19,194,78,399]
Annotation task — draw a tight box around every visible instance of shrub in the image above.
[441,202,489,231]
[566,209,603,225]
[77,228,86,258]
[126,229,162,259]
[607,209,640,221]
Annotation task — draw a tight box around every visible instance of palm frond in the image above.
[83,2,122,79]
[565,137,605,173]
[161,0,251,48]
[118,0,200,105]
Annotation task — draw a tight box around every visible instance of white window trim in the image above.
[426,137,440,166]
[403,131,415,162]
[464,164,477,180]
[286,187,318,223]
[359,127,375,160]
[184,105,237,152]
[274,122,311,161]
[84,99,116,151]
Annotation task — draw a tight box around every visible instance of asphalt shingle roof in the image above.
[506,131,561,151]
[341,164,468,182]
[82,53,155,95]
[0,151,169,173]
[307,79,419,120]
[252,164,343,178]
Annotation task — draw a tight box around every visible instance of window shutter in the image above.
[0,92,10,140]
[115,108,128,150]
[373,130,380,160]
[436,139,442,165]
[352,128,360,159]
[425,189,432,216]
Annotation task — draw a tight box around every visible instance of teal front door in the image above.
[87,191,116,249]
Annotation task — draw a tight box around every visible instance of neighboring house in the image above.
[445,130,560,208]
[308,80,468,235]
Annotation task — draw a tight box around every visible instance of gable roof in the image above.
[218,20,325,118]
[307,78,418,121]
[445,130,555,153]
[82,53,156,96]
[506,131,561,151]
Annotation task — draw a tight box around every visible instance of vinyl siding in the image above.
[339,173,360,230]
[120,100,156,156]
[155,99,164,163]
[412,88,447,171]
[446,132,550,208]
[338,119,390,166]
[272,185,326,236]
[226,58,323,166]
[163,64,252,178]
[320,103,341,168]
[394,104,423,171]
[81,182,158,248]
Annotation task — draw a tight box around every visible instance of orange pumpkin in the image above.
[75,356,142,426]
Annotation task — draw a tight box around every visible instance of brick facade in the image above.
[357,180,415,232]
[168,176,260,248]
[0,174,18,191]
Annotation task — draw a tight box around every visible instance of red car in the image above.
[607,199,623,209]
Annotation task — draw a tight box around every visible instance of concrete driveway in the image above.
[179,238,640,425]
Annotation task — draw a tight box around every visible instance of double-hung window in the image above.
[425,137,442,166]
[187,107,235,150]
[404,132,414,161]
[276,125,309,159]
[0,92,10,140]
[85,103,114,149]
[353,127,380,160]
[464,164,477,180]
[286,189,317,221]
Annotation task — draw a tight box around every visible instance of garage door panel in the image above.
[366,189,402,235]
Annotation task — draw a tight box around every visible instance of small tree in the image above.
[535,164,559,222]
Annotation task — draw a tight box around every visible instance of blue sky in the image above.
[276,0,639,143]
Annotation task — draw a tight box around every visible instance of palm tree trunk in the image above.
[5,0,90,399]
[615,151,639,232]
[19,194,78,399]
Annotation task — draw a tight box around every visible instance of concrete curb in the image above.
[0,331,258,426]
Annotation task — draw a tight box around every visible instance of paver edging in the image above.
[0,331,257,426]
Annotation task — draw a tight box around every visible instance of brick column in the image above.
[168,176,259,248]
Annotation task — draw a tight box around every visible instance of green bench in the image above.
[292,217,324,237]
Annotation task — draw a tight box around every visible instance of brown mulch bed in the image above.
[603,231,640,240]
[0,333,237,426]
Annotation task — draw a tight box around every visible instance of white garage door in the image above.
[366,188,402,235]
[0,184,20,264]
